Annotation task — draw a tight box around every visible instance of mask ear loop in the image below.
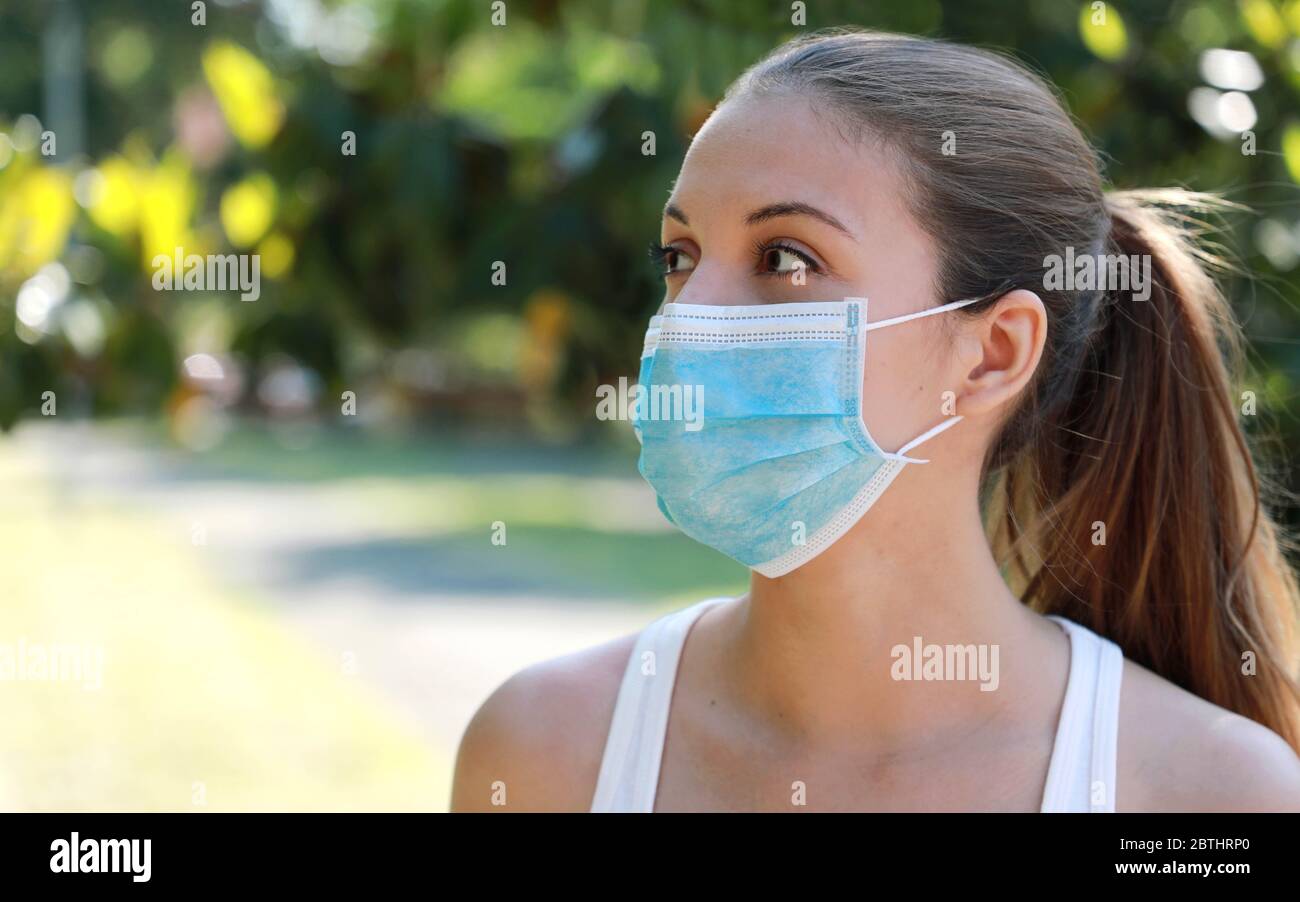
[863,296,981,331]
[855,295,982,464]
[884,415,964,464]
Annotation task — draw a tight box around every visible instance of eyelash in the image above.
[647,241,679,275]
[646,240,823,280]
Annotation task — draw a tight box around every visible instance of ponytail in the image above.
[988,189,1300,749]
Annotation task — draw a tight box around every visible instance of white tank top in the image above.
[590,596,1125,812]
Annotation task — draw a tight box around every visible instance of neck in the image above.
[726,463,1057,749]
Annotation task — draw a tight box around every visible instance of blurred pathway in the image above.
[12,422,669,767]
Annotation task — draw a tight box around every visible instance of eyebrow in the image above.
[745,201,853,236]
[662,200,853,237]
[664,202,689,226]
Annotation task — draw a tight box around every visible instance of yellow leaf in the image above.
[220,173,277,249]
[256,231,294,279]
[0,166,75,278]
[1241,0,1287,48]
[1285,0,1300,32]
[87,156,141,237]
[1079,3,1129,61]
[202,41,284,149]
[1283,122,1300,183]
[139,151,200,269]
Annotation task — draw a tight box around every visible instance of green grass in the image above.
[0,421,750,810]
[0,441,451,812]
[102,418,751,603]
[108,417,636,481]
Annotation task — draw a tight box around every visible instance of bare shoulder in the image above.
[1117,657,1300,812]
[449,629,638,812]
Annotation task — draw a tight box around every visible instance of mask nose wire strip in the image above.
[862,296,980,331]
[883,415,965,464]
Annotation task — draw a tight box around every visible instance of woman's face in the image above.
[656,89,963,456]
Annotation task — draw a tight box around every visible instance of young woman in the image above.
[451,29,1300,812]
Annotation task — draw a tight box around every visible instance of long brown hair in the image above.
[729,29,1300,749]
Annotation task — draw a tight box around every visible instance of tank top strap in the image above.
[589,597,729,812]
[1040,614,1125,812]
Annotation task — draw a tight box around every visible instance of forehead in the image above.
[668,90,912,235]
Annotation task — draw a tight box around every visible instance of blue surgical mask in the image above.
[632,296,978,577]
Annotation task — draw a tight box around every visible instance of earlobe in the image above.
[957,289,1048,416]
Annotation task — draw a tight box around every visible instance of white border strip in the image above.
[752,458,907,577]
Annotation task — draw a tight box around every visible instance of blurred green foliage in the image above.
[0,0,1297,474]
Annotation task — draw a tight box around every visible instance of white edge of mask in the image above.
[749,456,908,578]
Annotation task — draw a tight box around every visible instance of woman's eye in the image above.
[649,242,696,277]
[758,245,816,277]
[664,248,696,274]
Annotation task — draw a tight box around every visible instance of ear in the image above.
[952,289,1047,416]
